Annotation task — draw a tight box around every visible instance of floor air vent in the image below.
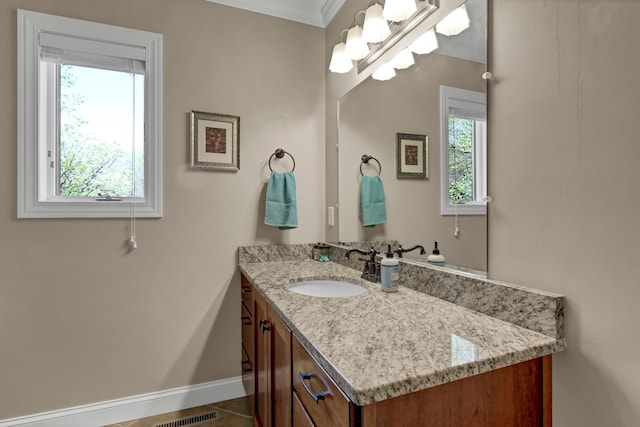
[154,410,220,427]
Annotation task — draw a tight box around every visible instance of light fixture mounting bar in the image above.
[357,0,439,73]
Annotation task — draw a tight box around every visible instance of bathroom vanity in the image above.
[238,244,565,427]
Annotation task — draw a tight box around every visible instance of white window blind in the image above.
[39,32,146,74]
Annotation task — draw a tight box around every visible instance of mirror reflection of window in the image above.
[440,85,487,216]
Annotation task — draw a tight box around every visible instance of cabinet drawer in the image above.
[241,344,255,415]
[240,275,253,314]
[293,390,315,427]
[241,343,253,376]
[241,302,254,358]
[293,337,350,427]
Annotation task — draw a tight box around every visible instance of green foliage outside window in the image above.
[59,65,142,198]
[448,117,474,202]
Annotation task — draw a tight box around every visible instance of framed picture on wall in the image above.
[396,133,427,179]
[190,111,240,172]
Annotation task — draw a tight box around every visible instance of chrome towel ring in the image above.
[269,148,296,172]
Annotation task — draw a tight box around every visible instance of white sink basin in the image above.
[287,280,367,298]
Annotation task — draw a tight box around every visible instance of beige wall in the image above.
[0,0,324,419]
[338,53,487,270]
[4,0,640,424]
[489,0,640,425]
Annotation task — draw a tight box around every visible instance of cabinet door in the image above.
[270,309,292,427]
[361,356,550,427]
[254,291,270,427]
[240,275,255,416]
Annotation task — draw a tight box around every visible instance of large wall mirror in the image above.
[337,0,488,273]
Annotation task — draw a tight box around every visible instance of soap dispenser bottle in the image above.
[380,244,399,292]
[427,241,446,266]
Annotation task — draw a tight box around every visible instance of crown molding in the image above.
[321,0,345,27]
[205,0,344,28]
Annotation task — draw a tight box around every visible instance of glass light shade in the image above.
[371,62,396,81]
[391,48,414,69]
[329,42,353,73]
[383,0,417,23]
[345,26,370,60]
[409,28,439,54]
[362,4,391,43]
[435,4,470,36]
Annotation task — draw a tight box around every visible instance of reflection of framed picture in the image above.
[190,111,240,171]
[396,133,427,179]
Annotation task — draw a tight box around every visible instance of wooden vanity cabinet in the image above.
[240,276,254,415]
[241,274,552,427]
[242,275,292,427]
[360,355,552,427]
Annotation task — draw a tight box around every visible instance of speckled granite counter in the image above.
[238,245,566,407]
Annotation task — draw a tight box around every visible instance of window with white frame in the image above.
[17,10,162,218]
[440,85,486,216]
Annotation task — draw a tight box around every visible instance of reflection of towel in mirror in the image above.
[265,171,298,230]
[360,175,387,227]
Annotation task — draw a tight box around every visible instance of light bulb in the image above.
[436,4,470,36]
[383,0,417,23]
[409,28,439,54]
[372,62,396,81]
[391,48,414,69]
[345,26,370,60]
[329,42,353,74]
[362,4,391,43]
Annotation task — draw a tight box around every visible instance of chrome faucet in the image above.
[394,244,426,258]
[345,247,380,283]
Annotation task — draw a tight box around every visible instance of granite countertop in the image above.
[239,258,565,407]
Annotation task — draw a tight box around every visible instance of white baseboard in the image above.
[0,376,245,427]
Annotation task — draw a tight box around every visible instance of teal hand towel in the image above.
[360,175,387,227]
[265,171,298,230]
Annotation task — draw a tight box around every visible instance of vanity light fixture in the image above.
[391,48,415,69]
[383,0,418,23]
[371,62,396,81]
[435,4,470,36]
[362,3,391,43]
[329,42,353,73]
[409,28,438,54]
[329,29,353,73]
[345,25,370,60]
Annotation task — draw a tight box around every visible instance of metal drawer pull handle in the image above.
[241,359,252,372]
[241,286,251,294]
[241,316,252,325]
[299,371,333,404]
[259,319,270,333]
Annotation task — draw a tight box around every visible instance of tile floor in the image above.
[103,397,253,427]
